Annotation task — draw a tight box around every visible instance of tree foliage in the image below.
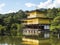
[0,10,27,36]
[46,8,58,18]
[50,16,60,32]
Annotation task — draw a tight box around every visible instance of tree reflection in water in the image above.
[0,36,22,45]
[0,36,52,45]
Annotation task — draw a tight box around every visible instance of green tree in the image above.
[50,16,60,45]
[47,8,58,18]
[16,10,27,19]
[0,25,6,36]
[50,16,60,31]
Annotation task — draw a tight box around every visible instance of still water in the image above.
[0,36,52,45]
[0,36,22,45]
[0,36,51,45]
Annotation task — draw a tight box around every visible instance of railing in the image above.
[23,28,41,35]
[23,28,39,31]
[22,23,38,25]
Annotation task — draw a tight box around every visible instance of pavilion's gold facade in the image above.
[22,10,52,38]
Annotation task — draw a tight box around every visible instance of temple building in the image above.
[22,9,52,38]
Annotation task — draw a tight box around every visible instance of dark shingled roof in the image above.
[28,8,47,13]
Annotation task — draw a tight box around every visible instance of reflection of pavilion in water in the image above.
[22,9,52,39]
[22,38,39,45]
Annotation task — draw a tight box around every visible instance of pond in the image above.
[0,36,60,45]
[0,36,22,45]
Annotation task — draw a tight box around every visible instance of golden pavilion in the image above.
[22,9,52,38]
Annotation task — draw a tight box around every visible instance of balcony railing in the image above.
[22,23,38,25]
[23,28,41,35]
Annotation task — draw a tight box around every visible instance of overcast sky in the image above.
[0,0,60,14]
